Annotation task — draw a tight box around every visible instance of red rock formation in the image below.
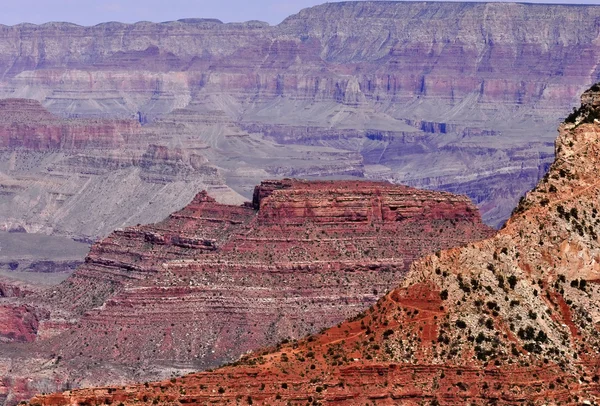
[33,85,600,405]
[0,179,492,404]
[36,180,491,360]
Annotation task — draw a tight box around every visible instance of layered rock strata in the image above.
[1,2,600,228]
[0,99,244,240]
[38,179,492,357]
[34,86,600,405]
[0,99,139,149]
[0,179,493,405]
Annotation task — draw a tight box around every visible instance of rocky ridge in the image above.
[32,85,600,404]
[0,179,493,405]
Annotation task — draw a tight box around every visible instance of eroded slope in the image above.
[0,99,244,240]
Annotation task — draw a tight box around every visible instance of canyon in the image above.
[1,2,600,240]
[0,178,492,404]
[2,1,600,404]
[31,83,600,406]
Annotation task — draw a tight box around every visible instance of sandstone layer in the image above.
[1,2,600,230]
[0,179,493,405]
[33,86,600,405]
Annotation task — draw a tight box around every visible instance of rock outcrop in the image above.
[37,179,492,356]
[0,179,492,405]
[34,85,600,405]
[0,305,48,343]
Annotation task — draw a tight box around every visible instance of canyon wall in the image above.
[0,99,244,240]
[0,99,139,149]
[1,2,600,232]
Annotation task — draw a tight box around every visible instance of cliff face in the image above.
[35,85,600,405]
[0,3,594,107]
[1,2,599,229]
[0,179,493,405]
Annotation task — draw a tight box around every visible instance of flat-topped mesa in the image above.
[35,85,600,405]
[224,179,492,269]
[0,98,141,150]
[42,178,491,317]
[5,179,493,404]
[254,179,480,225]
